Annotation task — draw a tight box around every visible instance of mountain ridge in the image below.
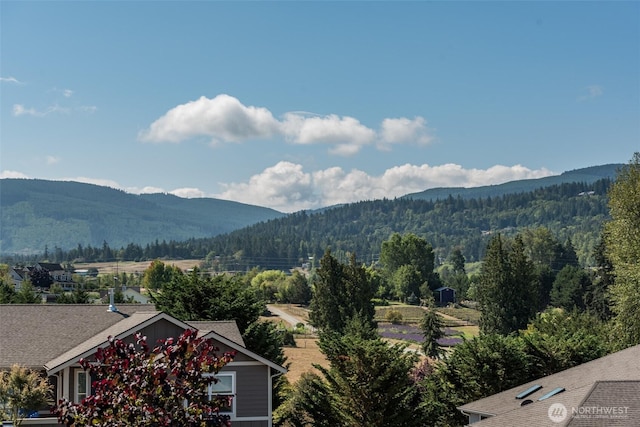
[0,164,622,255]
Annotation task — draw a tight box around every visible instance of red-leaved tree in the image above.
[53,329,236,426]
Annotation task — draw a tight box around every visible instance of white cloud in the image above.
[1,163,555,213]
[136,186,166,194]
[379,117,433,149]
[140,94,434,155]
[578,85,603,101]
[214,162,555,212]
[1,76,22,84]
[46,155,60,165]
[281,113,376,154]
[63,89,74,98]
[170,187,206,198]
[0,170,29,178]
[13,103,70,117]
[216,162,317,212]
[139,94,280,144]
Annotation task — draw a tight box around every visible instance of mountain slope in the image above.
[0,179,284,255]
[403,164,622,201]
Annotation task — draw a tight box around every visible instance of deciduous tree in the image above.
[0,365,52,426]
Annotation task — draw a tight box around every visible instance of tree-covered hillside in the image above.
[195,179,610,270]
[403,164,621,201]
[1,167,617,267]
[0,179,284,255]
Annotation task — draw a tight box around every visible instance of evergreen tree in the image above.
[14,282,40,304]
[150,268,263,333]
[0,282,17,303]
[519,308,609,377]
[605,153,640,347]
[477,234,536,335]
[420,309,445,359]
[315,332,419,427]
[584,235,614,320]
[309,250,375,334]
[549,265,590,311]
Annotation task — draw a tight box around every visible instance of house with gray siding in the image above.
[0,304,286,426]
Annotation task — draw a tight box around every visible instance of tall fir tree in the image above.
[477,234,537,335]
[309,250,375,334]
[605,153,640,347]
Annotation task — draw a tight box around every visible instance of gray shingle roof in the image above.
[187,320,245,347]
[458,345,640,426]
[0,304,157,369]
[44,311,163,372]
[567,381,640,426]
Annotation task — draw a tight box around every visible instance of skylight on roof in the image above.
[516,384,542,399]
[537,387,565,401]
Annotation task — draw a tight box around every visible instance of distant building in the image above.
[434,286,456,306]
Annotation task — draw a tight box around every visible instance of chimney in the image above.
[107,288,118,312]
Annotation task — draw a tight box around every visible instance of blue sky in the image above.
[1,1,638,212]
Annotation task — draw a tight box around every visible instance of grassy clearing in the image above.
[282,337,328,384]
[435,306,481,325]
[375,305,426,323]
[452,325,479,339]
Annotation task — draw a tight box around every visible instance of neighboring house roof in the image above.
[44,310,168,373]
[36,262,64,271]
[434,286,455,292]
[0,304,286,376]
[0,304,157,370]
[458,344,640,426]
[188,320,246,347]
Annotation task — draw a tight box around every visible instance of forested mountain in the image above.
[0,164,621,265]
[0,179,284,255]
[195,178,612,270]
[404,164,621,201]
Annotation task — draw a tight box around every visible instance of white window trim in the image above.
[74,369,91,403]
[205,371,236,419]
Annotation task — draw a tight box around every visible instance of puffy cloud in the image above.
[214,162,555,212]
[281,112,376,153]
[379,117,433,149]
[139,94,280,143]
[216,162,318,212]
[140,94,433,155]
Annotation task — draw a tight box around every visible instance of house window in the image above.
[206,372,236,416]
[75,370,90,403]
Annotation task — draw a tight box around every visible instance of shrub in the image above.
[385,309,404,324]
